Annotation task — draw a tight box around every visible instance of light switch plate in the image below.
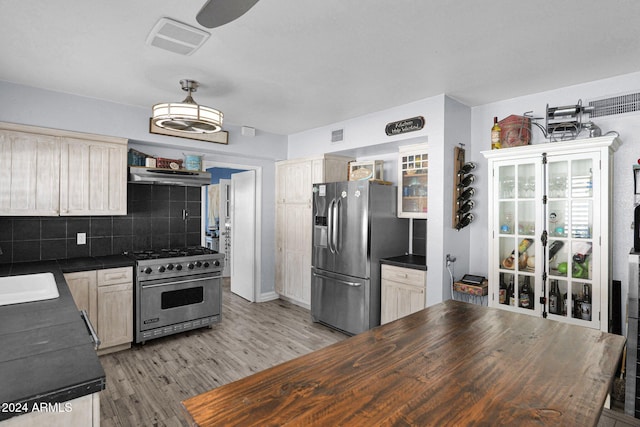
[77,233,86,245]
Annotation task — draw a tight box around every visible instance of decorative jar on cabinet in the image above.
[482,135,620,331]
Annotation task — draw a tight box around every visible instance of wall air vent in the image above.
[588,92,640,118]
[331,129,344,143]
[146,18,210,56]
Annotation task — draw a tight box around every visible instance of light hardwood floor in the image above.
[99,280,347,426]
[99,280,638,426]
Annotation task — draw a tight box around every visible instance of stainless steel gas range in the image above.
[125,247,225,344]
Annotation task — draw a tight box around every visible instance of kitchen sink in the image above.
[0,273,59,306]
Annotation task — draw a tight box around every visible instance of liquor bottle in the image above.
[457,174,475,189]
[458,162,476,175]
[456,200,475,215]
[520,277,531,308]
[457,187,475,202]
[502,238,534,269]
[562,292,568,315]
[491,117,501,150]
[549,280,560,314]
[581,284,592,321]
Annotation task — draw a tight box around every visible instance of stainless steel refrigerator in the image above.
[311,180,409,335]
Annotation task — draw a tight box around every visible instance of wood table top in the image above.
[182,300,625,426]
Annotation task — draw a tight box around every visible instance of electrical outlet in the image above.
[77,232,86,245]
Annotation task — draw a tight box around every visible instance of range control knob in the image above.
[203,261,210,268]
[213,260,221,267]
[187,263,195,270]
[175,264,183,271]
[158,265,166,273]
[143,267,153,275]
[195,261,202,268]
[166,263,174,270]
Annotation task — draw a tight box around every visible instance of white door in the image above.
[219,179,232,277]
[231,170,256,301]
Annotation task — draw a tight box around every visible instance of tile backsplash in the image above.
[0,184,202,264]
[412,219,426,256]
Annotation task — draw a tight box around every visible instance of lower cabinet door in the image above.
[381,279,425,325]
[97,283,133,349]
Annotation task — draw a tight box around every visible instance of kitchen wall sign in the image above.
[385,116,425,136]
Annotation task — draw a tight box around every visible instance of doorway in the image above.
[202,162,261,303]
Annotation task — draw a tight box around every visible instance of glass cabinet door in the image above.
[495,161,539,312]
[546,155,598,328]
[398,148,428,218]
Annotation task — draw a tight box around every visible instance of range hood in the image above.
[129,166,211,186]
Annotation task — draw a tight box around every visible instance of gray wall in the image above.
[0,80,288,299]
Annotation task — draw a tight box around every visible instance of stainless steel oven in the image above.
[127,247,224,344]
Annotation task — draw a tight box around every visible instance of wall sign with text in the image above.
[385,116,425,136]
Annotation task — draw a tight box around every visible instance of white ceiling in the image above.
[1,0,640,136]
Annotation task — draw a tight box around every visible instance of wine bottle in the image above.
[499,278,507,304]
[455,213,474,230]
[457,187,475,202]
[508,276,515,306]
[548,240,564,259]
[549,280,560,314]
[520,277,531,308]
[491,117,501,150]
[458,162,476,175]
[562,292,568,315]
[456,200,475,215]
[457,174,475,189]
[581,284,592,321]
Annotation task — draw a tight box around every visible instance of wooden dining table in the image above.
[182,300,625,426]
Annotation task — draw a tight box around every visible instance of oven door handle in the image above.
[141,276,214,289]
[80,309,101,350]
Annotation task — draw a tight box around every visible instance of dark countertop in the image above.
[380,254,427,271]
[0,255,132,421]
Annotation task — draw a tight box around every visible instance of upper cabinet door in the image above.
[0,130,60,216]
[60,137,127,216]
[398,144,428,219]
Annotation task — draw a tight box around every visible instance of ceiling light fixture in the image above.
[152,79,223,134]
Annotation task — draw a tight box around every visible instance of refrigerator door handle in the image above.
[334,198,342,253]
[327,198,335,253]
[312,271,362,287]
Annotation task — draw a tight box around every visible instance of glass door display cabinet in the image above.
[397,144,428,219]
[482,135,620,331]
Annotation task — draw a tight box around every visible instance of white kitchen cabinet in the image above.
[482,136,619,331]
[64,266,133,355]
[275,154,352,307]
[397,144,428,218]
[0,122,127,216]
[0,393,100,427]
[60,136,127,215]
[381,264,426,324]
[0,129,60,216]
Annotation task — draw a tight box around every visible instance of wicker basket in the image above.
[156,157,183,169]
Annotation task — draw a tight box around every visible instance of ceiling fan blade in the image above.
[196,0,260,29]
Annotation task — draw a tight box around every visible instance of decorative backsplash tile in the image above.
[0,184,202,264]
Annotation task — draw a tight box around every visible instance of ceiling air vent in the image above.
[331,129,344,143]
[146,18,210,56]
[588,92,640,118]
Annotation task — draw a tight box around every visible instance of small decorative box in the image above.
[349,160,384,181]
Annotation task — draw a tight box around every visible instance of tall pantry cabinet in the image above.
[482,136,620,332]
[275,155,352,307]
